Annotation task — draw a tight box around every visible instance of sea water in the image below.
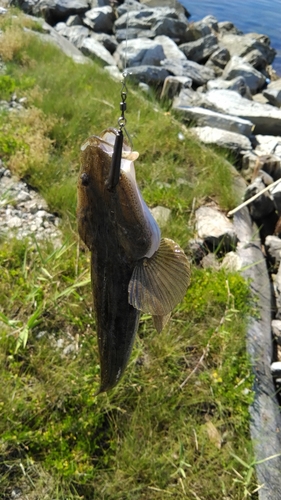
[180,0,281,75]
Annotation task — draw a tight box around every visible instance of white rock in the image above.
[203,89,281,135]
[174,106,253,136]
[80,37,116,65]
[221,251,242,271]
[190,126,252,152]
[150,206,171,226]
[255,135,281,158]
[265,235,281,263]
[222,55,266,94]
[195,205,237,250]
[7,216,22,228]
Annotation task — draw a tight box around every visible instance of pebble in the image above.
[0,161,62,246]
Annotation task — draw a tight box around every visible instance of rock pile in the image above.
[0,161,62,245]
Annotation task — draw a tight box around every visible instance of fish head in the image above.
[77,128,161,261]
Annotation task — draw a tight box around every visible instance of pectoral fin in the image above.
[128,238,190,330]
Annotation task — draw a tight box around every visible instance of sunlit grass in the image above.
[0,8,258,500]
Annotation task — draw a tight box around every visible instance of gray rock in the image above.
[89,0,111,6]
[152,16,190,42]
[190,126,252,152]
[270,362,281,377]
[66,14,82,26]
[265,235,281,263]
[160,75,192,100]
[179,34,219,63]
[125,65,170,85]
[270,181,281,215]
[221,251,242,271]
[83,6,114,33]
[173,105,253,136]
[244,176,275,220]
[202,89,281,136]
[218,21,242,36]
[114,7,183,35]
[241,151,260,181]
[188,238,208,263]
[80,37,116,65]
[184,19,212,42]
[138,82,151,93]
[90,32,117,54]
[207,46,230,70]
[272,319,281,345]
[254,135,281,157]
[103,65,122,81]
[29,22,90,64]
[62,25,89,49]
[222,55,266,94]
[117,0,146,16]
[195,205,237,251]
[150,205,171,226]
[207,75,252,99]
[252,92,269,105]
[139,0,189,18]
[219,32,276,66]
[114,36,186,71]
[201,252,220,270]
[161,58,215,87]
[33,0,89,23]
[115,28,154,43]
[242,48,269,71]
[263,80,281,108]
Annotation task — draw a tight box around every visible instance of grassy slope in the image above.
[0,10,258,500]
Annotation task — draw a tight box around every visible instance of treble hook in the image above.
[106,72,129,192]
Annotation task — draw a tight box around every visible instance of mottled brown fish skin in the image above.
[77,132,151,393]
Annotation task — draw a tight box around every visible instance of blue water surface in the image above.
[179,0,281,75]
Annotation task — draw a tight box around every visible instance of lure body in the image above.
[77,129,190,392]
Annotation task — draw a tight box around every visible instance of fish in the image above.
[77,128,190,393]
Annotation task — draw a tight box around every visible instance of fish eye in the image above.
[81,172,89,186]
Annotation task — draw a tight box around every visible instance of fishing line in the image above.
[106,7,131,191]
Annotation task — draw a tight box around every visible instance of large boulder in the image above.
[161,58,215,87]
[55,23,89,48]
[173,106,253,136]
[219,32,276,67]
[222,55,266,94]
[114,35,186,70]
[207,75,252,99]
[195,205,237,251]
[83,6,115,33]
[80,37,116,65]
[32,0,89,23]
[184,16,218,42]
[179,34,219,64]
[263,79,281,108]
[114,7,188,42]
[125,65,170,85]
[190,126,252,153]
[202,89,281,135]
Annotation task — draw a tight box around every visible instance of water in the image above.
[179,0,281,76]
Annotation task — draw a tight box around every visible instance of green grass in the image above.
[0,9,258,500]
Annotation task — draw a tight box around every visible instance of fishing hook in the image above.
[106,72,130,191]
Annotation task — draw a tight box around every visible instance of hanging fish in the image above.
[77,128,190,393]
